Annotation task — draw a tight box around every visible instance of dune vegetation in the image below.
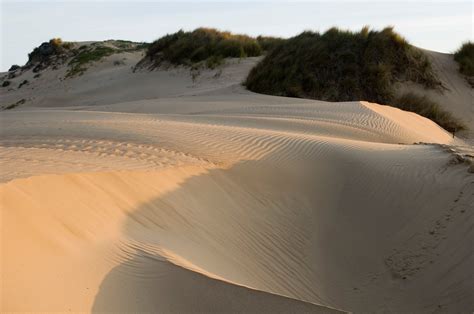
[392,92,466,132]
[66,46,116,77]
[245,27,440,102]
[26,38,73,66]
[66,41,148,77]
[145,28,281,68]
[6,29,469,132]
[454,42,474,87]
[256,35,285,51]
[21,38,148,78]
[244,27,468,132]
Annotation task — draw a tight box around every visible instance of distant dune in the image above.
[1,30,473,313]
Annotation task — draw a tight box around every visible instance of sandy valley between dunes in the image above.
[1,52,473,313]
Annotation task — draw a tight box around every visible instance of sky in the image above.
[1,1,473,71]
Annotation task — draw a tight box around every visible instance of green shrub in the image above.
[146,28,273,68]
[454,42,474,76]
[392,92,466,132]
[246,26,441,104]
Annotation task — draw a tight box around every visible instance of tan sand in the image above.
[1,50,473,313]
[395,49,474,139]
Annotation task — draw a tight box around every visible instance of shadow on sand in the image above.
[91,159,340,313]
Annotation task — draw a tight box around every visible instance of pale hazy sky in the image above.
[1,1,473,71]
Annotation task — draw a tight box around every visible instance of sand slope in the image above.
[396,49,474,138]
[0,50,260,109]
[1,51,473,313]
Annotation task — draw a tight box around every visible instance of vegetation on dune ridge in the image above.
[5,29,467,132]
[66,40,148,77]
[66,46,116,77]
[392,93,466,132]
[244,26,467,132]
[105,39,150,51]
[144,28,282,68]
[256,35,285,52]
[246,26,440,102]
[18,38,149,78]
[26,38,73,66]
[454,42,474,87]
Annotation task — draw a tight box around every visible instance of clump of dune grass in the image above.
[145,28,279,68]
[392,92,466,132]
[245,26,441,104]
[454,42,474,78]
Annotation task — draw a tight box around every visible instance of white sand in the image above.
[1,50,473,313]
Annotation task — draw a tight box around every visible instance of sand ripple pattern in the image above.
[1,97,472,313]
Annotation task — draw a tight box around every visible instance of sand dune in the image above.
[396,49,474,139]
[3,169,342,313]
[0,50,260,109]
[1,50,473,313]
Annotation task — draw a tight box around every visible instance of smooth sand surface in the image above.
[1,50,473,313]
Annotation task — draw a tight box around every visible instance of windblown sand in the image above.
[1,52,473,313]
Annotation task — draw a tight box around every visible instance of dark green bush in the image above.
[146,28,273,68]
[392,93,466,132]
[454,42,474,76]
[245,26,441,104]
